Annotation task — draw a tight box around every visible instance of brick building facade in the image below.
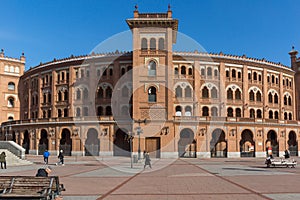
[1,8,300,158]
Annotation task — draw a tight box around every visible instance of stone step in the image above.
[0,149,33,166]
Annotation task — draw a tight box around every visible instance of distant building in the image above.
[0,49,25,139]
[1,8,300,158]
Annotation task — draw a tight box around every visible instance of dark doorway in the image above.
[178,129,196,158]
[38,129,49,155]
[113,129,130,157]
[288,131,298,156]
[266,130,279,157]
[210,129,227,158]
[240,130,255,157]
[22,130,30,154]
[146,137,161,158]
[59,129,72,156]
[85,128,100,156]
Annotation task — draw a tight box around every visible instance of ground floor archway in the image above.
[113,129,130,157]
[210,129,227,158]
[38,129,48,155]
[288,131,298,156]
[240,129,255,157]
[178,128,196,158]
[60,128,72,156]
[266,130,279,157]
[85,128,100,156]
[22,130,30,154]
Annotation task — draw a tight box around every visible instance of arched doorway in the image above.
[288,131,298,156]
[113,129,130,157]
[210,129,227,158]
[85,128,100,156]
[38,129,49,155]
[266,130,279,157]
[240,130,255,157]
[59,129,72,156]
[22,130,30,154]
[12,131,16,143]
[178,129,196,158]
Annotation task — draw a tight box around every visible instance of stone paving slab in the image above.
[1,156,300,199]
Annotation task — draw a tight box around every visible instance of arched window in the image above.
[48,93,51,103]
[185,106,192,116]
[201,68,205,76]
[64,108,68,117]
[76,89,81,100]
[58,91,62,101]
[175,106,182,116]
[64,90,68,101]
[97,106,103,116]
[83,88,89,99]
[150,38,156,50]
[58,109,62,118]
[235,89,241,100]
[202,106,209,116]
[289,113,292,120]
[106,87,112,98]
[284,96,287,105]
[214,69,218,77]
[211,87,218,98]
[288,96,292,106]
[269,111,273,119]
[207,67,212,76]
[256,91,261,102]
[272,75,275,83]
[121,68,126,75]
[236,108,241,117]
[148,86,157,102]
[257,109,262,118]
[188,68,192,75]
[232,69,236,78]
[253,72,257,80]
[185,86,192,98]
[202,86,209,98]
[274,111,279,119]
[175,86,182,98]
[284,112,288,120]
[43,94,47,103]
[122,86,129,97]
[109,68,113,76]
[48,110,51,118]
[181,66,186,75]
[158,38,164,50]
[83,107,89,116]
[106,106,112,115]
[268,93,273,103]
[211,107,218,116]
[121,106,128,116]
[8,97,15,107]
[249,90,254,101]
[141,38,147,50]
[8,82,15,90]
[226,70,230,78]
[274,94,278,104]
[174,67,178,75]
[227,107,233,117]
[97,87,103,99]
[76,108,81,117]
[148,60,156,76]
[250,109,255,118]
[238,71,241,79]
[227,88,233,99]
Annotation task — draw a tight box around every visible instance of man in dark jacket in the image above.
[36,166,52,177]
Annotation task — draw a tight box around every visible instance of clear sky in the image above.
[1,0,299,70]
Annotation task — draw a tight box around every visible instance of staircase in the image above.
[0,149,32,166]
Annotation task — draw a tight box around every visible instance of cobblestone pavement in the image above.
[0,155,300,200]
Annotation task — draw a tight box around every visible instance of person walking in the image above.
[43,149,50,164]
[56,150,64,166]
[144,152,152,169]
[0,152,6,169]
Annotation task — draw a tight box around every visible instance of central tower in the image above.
[126,6,178,122]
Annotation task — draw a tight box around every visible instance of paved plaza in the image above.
[0,155,300,199]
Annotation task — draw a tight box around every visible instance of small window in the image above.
[8,82,15,90]
[141,38,147,50]
[148,86,157,102]
[158,38,164,50]
[202,107,209,116]
[8,97,15,107]
[148,61,157,76]
[227,108,233,117]
[150,38,156,50]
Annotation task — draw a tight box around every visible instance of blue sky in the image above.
[1,0,299,70]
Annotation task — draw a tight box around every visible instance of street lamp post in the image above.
[128,131,134,168]
[134,119,147,161]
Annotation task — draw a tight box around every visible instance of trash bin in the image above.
[133,155,138,163]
